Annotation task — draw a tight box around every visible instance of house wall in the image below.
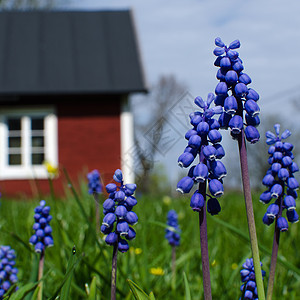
[0,95,122,198]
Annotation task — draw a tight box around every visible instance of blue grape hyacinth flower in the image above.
[260,124,299,230]
[87,169,103,194]
[177,93,226,215]
[101,169,138,253]
[239,258,266,300]
[29,200,54,253]
[213,37,260,143]
[165,210,180,247]
[0,246,18,298]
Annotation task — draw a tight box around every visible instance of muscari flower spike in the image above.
[239,258,266,300]
[101,169,138,253]
[177,93,226,215]
[0,246,18,299]
[165,210,181,247]
[260,124,299,231]
[213,37,260,144]
[29,200,54,253]
[87,169,103,194]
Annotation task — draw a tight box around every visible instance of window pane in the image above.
[31,118,44,130]
[32,136,44,147]
[9,154,21,165]
[32,153,44,165]
[9,137,21,148]
[8,118,21,131]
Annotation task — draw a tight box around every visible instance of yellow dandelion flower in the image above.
[43,161,59,178]
[162,196,171,205]
[211,259,217,267]
[135,248,142,255]
[150,267,164,276]
[231,263,238,270]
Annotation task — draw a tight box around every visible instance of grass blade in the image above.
[60,246,77,300]
[9,282,38,300]
[183,272,191,300]
[127,279,149,300]
[87,276,97,300]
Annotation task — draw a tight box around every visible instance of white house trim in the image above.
[0,106,58,180]
[120,97,135,184]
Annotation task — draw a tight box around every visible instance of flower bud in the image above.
[229,39,240,49]
[246,88,259,101]
[278,168,289,181]
[115,205,128,219]
[239,73,252,85]
[224,96,238,114]
[270,184,283,198]
[229,115,243,134]
[105,232,118,245]
[214,144,225,159]
[210,161,227,180]
[208,129,222,144]
[287,177,299,190]
[207,198,221,215]
[117,220,129,236]
[234,82,248,97]
[215,82,228,95]
[126,211,138,225]
[118,238,129,253]
[245,100,260,117]
[284,195,296,210]
[126,227,136,240]
[197,122,209,136]
[259,191,272,204]
[102,213,116,227]
[277,217,289,232]
[188,134,202,149]
[194,96,206,108]
[287,210,299,223]
[178,152,195,168]
[106,183,117,193]
[225,70,238,85]
[193,163,209,182]
[203,145,217,161]
[245,125,260,144]
[176,176,194,194]
[266,203,279,218]
[113,169,123,183]
[209,179,224,197]
[220,56,231,69]
[190,191,205,212]
[215,37,225,47]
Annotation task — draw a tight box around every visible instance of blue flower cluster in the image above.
[239,258,266,300]
[101,169,138,253]
[213,37,260,144]
[165,210,180,247]
[176,93,226,215]
[87,169,103,194]
[29,200,54,253]
[0,246,18,298]
[260,124,299,231]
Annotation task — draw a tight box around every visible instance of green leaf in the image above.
[127,279,149,300]
[149,292,156,300]
[60,246,77,300]
[31,286,40,300]
[183,272,191,300]
[9,282,38,300]
[87,276,97,300]
[48,248,84,300]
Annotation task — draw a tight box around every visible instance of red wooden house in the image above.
[0,10,147,197]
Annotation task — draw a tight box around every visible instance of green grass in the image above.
[0,182,299,299]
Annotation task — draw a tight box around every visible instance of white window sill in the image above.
[0,166,49,180]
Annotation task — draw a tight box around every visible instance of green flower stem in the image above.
[38,250,45,300]
[198,181,212,300]
[266,186,284,300]
[171,245,176,291]
[238,130,265,300]
[111,242,118,300]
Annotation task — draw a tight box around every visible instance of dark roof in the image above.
[0,10,147,95]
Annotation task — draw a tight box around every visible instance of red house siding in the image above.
[0,98,122,198]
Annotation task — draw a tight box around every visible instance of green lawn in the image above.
[0,182,299,299]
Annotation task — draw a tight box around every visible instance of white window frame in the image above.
[0,106,58,180]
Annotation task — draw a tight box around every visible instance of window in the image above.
[0,107,58,179]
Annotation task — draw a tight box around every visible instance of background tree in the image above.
[132,75,187,193]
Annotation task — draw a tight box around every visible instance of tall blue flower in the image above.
[165,210,180,247]
[213,37,260,143]
[260,124,299,230]
[87,169,103,194]
[177,93,226,215]
[29,200,54,253]
[0,246,18,298]
[101,169,138,253]
[239,258,266,300]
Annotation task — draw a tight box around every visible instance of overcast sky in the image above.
[59,0,300,185]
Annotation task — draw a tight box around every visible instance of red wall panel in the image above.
[1,97,122,197]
